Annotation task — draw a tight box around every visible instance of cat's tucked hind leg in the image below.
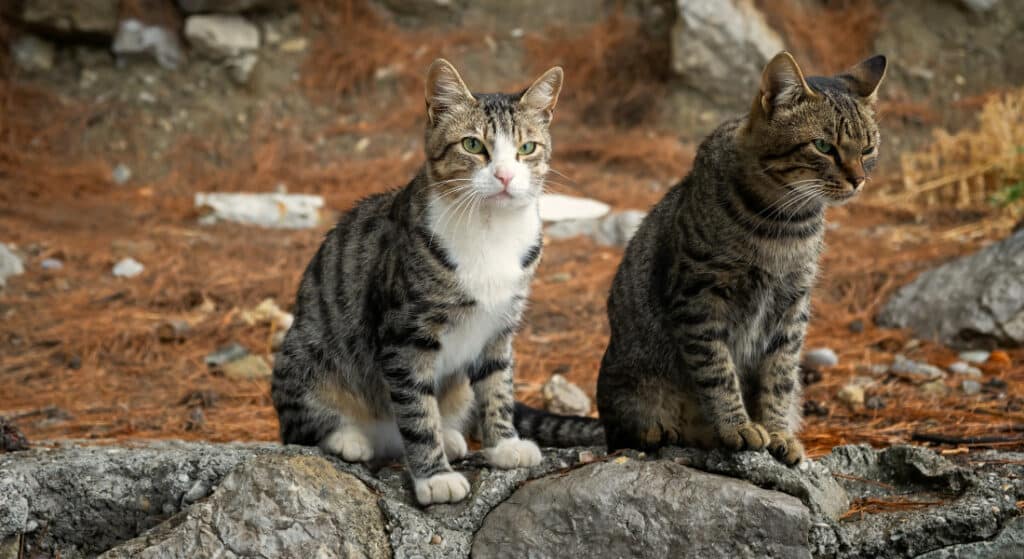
[321,424,374,463]
[442,428,468,461]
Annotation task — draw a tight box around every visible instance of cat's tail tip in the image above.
[513,402,605,448]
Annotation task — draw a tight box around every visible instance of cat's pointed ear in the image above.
[425,59,475,124]
[520,66,563,119]
[838,54,887,104]
[756,52,817,118]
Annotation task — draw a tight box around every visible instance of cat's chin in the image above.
[485,193,535,210]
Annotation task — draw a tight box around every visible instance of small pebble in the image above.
[803,400,829,417]
[803,347,839,369]
[112,163,132,185]
[40,258,63,270]
[837,384,864,410]
[958,350,990,364]
[205,342,249,367]
[961,380,982,395]
[865,396,886,410]
[800,365,823,386]
[948,361,983,378]
[221,354,272,379]
[920,380,949,398]
[430,534,443,545]
[847,319,864,334]
[891,355,945,381]
[112,257,144,278]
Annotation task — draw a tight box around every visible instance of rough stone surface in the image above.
[0,244,25,288]
[914,515,1024,557]
[100,454,389,559]
[11,34,55,73]
[878,230,1024,348]
[658,446,851,520]
[113,19,186,70]
[670,0,784,101]
[3,442,1022,559]
[541,373,591,416]
[21,0,119,37]
[184,15,261,59]
[473,457,812,558]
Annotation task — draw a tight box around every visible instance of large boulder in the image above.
[20,0,119,37]
[670,0,784,102]
[877,230,1024,348]
[472,457,812,558]
[100,454,389,559]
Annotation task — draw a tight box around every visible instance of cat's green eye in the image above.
[461,137,485,155]
[518,141,537,156]
[812,139,836,155]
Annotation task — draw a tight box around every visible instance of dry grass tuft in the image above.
[893,87,1024,211]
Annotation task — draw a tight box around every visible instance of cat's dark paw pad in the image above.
[767,431,804,466]
[718,422,769,451]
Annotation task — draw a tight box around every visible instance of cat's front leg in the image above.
[755,313,808,465]
[471,336,541,469]
[382,346,470,506]
[672,301,768,451]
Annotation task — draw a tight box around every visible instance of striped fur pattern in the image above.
[271,59,563,505]
[597,52,887,465]
[513,402,605,447]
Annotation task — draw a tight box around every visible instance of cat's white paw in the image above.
[484,438,542,469]
[413,471,471,505]
[321,428,374,463]
[442,428,468,461]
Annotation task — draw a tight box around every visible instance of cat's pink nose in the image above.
[495,168,515,187]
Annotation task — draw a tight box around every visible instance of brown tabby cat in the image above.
[593,52,887,465]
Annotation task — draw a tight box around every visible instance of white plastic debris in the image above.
[0,243,25,288]
[195,192,324,229]
[539,194,611,223]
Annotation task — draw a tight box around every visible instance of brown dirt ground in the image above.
[1,4,1022,460]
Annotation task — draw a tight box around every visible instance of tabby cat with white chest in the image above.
[272,59,563,505]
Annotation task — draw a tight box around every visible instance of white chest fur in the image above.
[427,197,540,376]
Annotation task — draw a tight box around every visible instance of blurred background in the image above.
[1,0,1022,458]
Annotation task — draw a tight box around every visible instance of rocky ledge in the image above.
[1,442,1022,558]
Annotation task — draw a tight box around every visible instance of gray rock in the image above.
[877,230,1024,348]
[0,244,25,288]
[40,258,63,271]
[545,210,647,246]
[11,35,55,73]
[20,0,118,37]
[204,343,249,366]
[891,354,946,381]
[958,0,1000,12]
[670,0,784,101]
[961,379,982,395]
[473,458,812,558]
[804,347,840,368]
[958,350,990,364]
[914,515,1024,558]
[541,374,591,416]
[112,19,186,70]
[100,454,390,559]
[111,163,132,185]
[176,0,293,13]
[112,258,144,278]
[659,446,851,520]
[184,15,260,59]
[948,361,983,377]
[227,52,259,84]
[195,192,324,229]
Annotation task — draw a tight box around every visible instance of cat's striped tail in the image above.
[513,402,605,447]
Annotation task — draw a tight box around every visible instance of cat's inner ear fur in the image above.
[425,58,475,124]
[838,54,887,104]
[519,66,564,119]
[756,51,817,118]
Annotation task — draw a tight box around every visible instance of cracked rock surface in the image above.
[1,442,1022,558]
